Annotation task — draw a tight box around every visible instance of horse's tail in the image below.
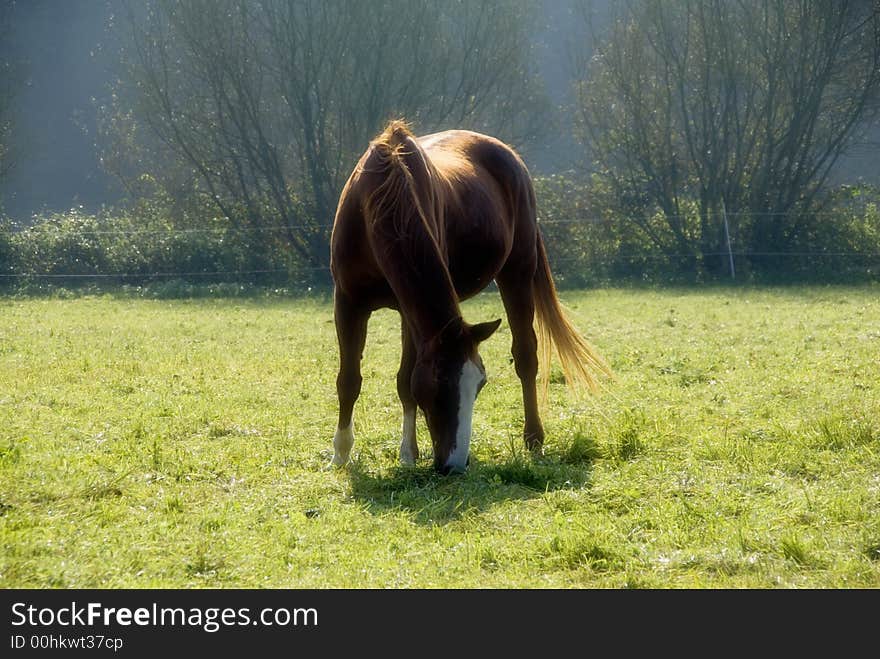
[362,120,439,251]
[533,229,611,394]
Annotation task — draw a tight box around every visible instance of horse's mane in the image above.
[363,119,445,265]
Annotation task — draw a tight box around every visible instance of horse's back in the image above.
[418,129,533,197]
[331,127,537,305]
[419,130,538,293]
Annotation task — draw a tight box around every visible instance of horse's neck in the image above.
[400,283,461,346]
[373,218,460,343]
[361,132,459,342]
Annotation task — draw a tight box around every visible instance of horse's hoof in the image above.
[525,434,544,454]
[399,447,418,466]
[325,454,350,470]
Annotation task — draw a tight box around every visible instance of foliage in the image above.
[535,173,667,286]
[0,216,15,281]
[535,175,880,285]
[3,178,878,291]
[101,0,550,272]
[780,184,880,278]
[2,288,878,587]
[575,0,880,274]
[2,196,308,291]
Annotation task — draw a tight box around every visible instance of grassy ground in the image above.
[1,285,879,588]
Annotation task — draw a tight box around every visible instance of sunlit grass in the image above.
[1,284,879,587]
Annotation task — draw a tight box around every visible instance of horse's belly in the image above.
[448,233,509,300]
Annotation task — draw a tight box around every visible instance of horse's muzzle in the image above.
[438,454,470,475]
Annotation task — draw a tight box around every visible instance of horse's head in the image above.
[411,318,502,474]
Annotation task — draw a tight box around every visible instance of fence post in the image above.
[722,199,735,280]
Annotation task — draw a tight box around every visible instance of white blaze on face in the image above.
[445,359,483,473]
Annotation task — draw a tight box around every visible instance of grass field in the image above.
[1,285,879,588]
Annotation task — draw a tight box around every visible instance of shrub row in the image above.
[0,197,314,295]
[2,179,878,295]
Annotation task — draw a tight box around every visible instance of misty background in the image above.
[1,0,120,218]
[1,0,595,219]
[1,0,879,286]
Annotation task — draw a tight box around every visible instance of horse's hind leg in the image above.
[497,270,545,453]
[330,292,371,467]
[397,319,419,465]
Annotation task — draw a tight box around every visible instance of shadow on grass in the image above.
[345,451,596,526]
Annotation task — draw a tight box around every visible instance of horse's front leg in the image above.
[397,319,419,465]
[330,291,371,467]
[497,270,545,453]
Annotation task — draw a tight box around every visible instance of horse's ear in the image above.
[470,318,502,344]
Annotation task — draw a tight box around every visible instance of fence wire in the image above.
[2,211,864,236]
[1,213,878,282]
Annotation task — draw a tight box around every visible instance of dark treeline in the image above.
[1,0,879,291]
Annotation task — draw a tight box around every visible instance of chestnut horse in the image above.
[329,120,608,474]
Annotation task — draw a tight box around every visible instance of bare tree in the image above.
[575,0,880,274]
[103,0,549,277]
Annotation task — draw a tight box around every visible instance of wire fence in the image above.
[0,269,294,279]
[1,210,865,236]
[1,212,878,286]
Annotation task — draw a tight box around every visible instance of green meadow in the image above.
[1,285,879,588]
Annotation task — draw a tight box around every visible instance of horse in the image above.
[329,120,609,474]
